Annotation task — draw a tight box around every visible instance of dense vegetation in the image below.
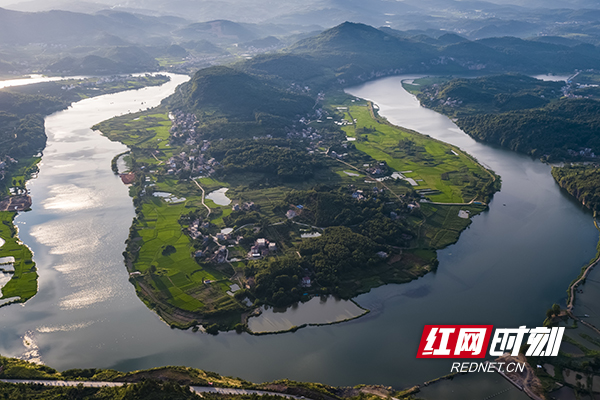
[552,165,600,212]
[239,22,600,90]
[417,74,600,160]
[0,380,200,400]
[455,99,600,160]
[208,139,321,181]
[168,66,315,138]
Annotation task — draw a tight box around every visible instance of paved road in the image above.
[0,379,308,399]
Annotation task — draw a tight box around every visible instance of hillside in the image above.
[0,7,185,45]
[414,74,600,160]
[168,66,315,137]
[47,46,159,74]
[240,22,600,89]
[552,165,600,212]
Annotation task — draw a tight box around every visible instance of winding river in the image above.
[0,74,598,398]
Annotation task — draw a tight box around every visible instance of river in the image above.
[0,74,597,397]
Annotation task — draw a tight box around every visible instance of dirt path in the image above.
[193,179,211,217]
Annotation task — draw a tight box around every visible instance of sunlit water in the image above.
[206,188,231,206]
[0,75,597,397]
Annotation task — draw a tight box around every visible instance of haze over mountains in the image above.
[1,0,600,78]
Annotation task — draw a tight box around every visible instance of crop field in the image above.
[0,211,37,303]
[133,195,235,313]
[338,102,494,203]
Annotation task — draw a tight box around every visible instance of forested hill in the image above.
[238,22,600,89]
[167,66,315,138]
[415,74,600,161]
[0,92,68,158]
[552,165,600,212]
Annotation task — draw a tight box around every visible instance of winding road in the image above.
[193,179,212,217]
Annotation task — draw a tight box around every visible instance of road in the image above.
[0,379,309,399]
[193,179,211,217]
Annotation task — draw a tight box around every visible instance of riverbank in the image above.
[0,211,37,306]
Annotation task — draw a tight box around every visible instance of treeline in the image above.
[456,98,600,159]
[243,187,418,306]
[281,187,413,246]
[209,139,320,181]
[247,226,383,306]
[0,91,68,158]
[0,380,200,400]
[419,74,562,116]
[418,74,600,160]
[552,165,600,212]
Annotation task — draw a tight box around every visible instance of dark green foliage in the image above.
[299,226,381,287]
[419,74,562,115]
[223,211,262,228]
[0,91,69,158]
[162,244,177,256]
[0,91,67,116]
[457,99,600,159]
[0,113,46,158]
[209,139,320,181]
[251,256,304,307]
[418,74,600,160]
[552,165,600,212]
[283,188,411,246]
[0,380,201,399]
[168,66,314,134]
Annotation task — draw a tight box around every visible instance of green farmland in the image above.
[338,101,497,203]
[0,211,37,305]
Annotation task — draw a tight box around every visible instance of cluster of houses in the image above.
[231,201,255,212]
[365,162,389,176]
[169,110,199,144]
[165,149,218,177]
[249,238,277,258]
[286,204,304,219]
[286,125,322,142]
[567,148,597,158]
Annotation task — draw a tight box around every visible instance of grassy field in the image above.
[337,101,495,203]
[0,211,37,304]
[96,111,246,327]
[0,157,40,197]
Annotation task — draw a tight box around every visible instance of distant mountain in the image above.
[175,20,260,43]
[4,0,111,13]
[238,22,600,89]
[180,40,227,54]
[0,7,187,45]
[47,46,158,74]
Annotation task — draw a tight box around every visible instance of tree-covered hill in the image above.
[552,165,600,212]
[416,74,600,160]
[168,66,315,138]
[238,22,600,90]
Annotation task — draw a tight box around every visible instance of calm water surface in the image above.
[0,75,597,395]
